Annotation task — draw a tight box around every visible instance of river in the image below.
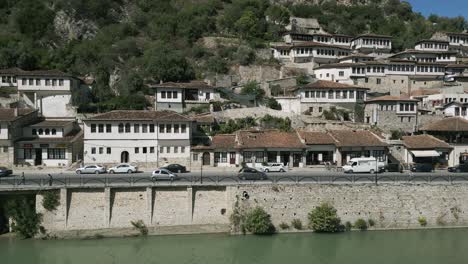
[1,229,466,264]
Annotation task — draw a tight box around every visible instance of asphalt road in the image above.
[2,170,468,189]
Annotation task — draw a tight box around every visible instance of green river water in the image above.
[1,229,467,264]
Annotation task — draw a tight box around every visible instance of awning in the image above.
[410,150,440,157]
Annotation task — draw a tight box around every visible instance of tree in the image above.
[308,203,343,233]
[244,207,275,234]
[5,197,42,238]
[264,97,281,110]
[241,81,265,103]
[266,5,290,26]
[235,10,261,39]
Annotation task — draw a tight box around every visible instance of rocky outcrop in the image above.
[54,10,98,41]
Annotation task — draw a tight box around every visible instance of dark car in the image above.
[238,167,267,180]
[161,164,187,173]
[0,167,13,177]
[384,163,403,173]
[411,163,433,173]
[448,163,468,173]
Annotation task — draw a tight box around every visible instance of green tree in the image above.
[241,81,265,102]
[244,207,275,234]
[235,10,261,39]
[5,197,42,238]
[266,5,290,26]
[308,203,343,233]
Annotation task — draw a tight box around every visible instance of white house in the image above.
[83,110,192,167]
[271,41,351,65]
[15,120,83,167]
[415,39,449,51]
[390,50,457,64]
[0,68,23,88]
[148,80,220,113]
[350,34,392,54]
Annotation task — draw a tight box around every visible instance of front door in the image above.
[293,153,302,167]
[121,151,129,163]
[202,152,210,165]
[34,149,42,166]
[280,152,290,166]
[229,152,236,164]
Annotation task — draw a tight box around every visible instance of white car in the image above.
[108,164,138,174]
[261,163,288,173]
[76,165,107,174]
[151,168,178,181]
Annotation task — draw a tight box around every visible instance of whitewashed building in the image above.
[83,110,192,167]
[271,42,351,66]
[350,34,392,54]
[149,81,220,113]
[15,120,83,167]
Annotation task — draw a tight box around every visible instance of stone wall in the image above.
[36,183,468,236]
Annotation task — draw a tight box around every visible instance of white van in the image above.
[342,158,384,174]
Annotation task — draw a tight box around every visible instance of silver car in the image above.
[151,168,178,181]
[76,165,107,174]
[108,164,138,174]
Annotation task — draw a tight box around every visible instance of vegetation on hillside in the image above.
[0,0,465,111]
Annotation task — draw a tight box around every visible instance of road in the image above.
[2,170,468,189]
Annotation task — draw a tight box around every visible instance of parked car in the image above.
[261,163,287,173]
[0,167,13,177]
[160,164,187,173]
[238,167,268,180]
[76,165,107,174]
[108,164,138,174]
[342,158,384,174]
[384,163,403,173]
[448,163,468,173]
[151,168,178,181]
[410,163,433,173]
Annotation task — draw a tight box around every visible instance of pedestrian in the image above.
[48,174,53,186]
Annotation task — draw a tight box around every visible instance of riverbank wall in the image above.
[34,184,468,237]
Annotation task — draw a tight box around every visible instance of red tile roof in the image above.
[236,130,305,149]
[147,80,213,89]
[298,131,336,145]
[292,80,368,91]
[420,117,468,132]
[365,95,418,103]
[0,108,36,122]
[402,134,451,149]
[212,134,237,149]
[329,130,387,147]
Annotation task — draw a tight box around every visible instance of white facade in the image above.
[415,41,449,51]
[421,93,468,110]
[83,111,192,167]
[350,35,392,53]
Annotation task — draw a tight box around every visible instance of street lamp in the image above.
[200,154,203,184]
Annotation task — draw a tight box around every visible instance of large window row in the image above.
[32,128,57,135]
[159,146,186,154]
[158,124,187,134]
[416,66,445,73]
[388,64,414,72]
[161,91,178,99]
[398,103,416,112]
[362,39,390,46]
[1,76,16,84]
[422,43,447,50]
[20,78,65,86]
[304,90,356,99]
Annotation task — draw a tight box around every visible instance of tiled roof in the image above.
[192,113,215,123]
[420,117,468,132]
[408,89,440,97]
[415,39,449,44]
[0,108,36,122]
[446,63,468,68]
[298,131,336,145]
[329,130,387,147]
[236,130,305,149]
[212,134,237,149]
[147,80,214,89]
[402,134,452,149]
[30,120,74,127]
[272,41,351,50]
[315,63,365,69]
[391,49,457,57]
[338,53,374,60]
[85,110,191,121]
[293,80,368,91]
[19,130,83,144]
[352,34,392,40]
[17,70,73,77]
[365,95,418,103]
[0,68,26,75]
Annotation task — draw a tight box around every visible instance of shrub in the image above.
[345,221,353,231]
[131,220,148,236]
[279,222,289,230]
[368,219,376,227]
[244,207,275,235]
[264,97,282,110]
[308,203,343,233]
[42,191,60,211]
[291,219,303,230]
[5,197,42,238]
[354,219,368,231]
[418,216,427,227]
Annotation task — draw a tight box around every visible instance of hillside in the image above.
[0,0,466,112]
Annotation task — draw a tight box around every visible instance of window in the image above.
[21,79,26,85]
[91,124,96,133]
[173,91,177,99]
[377,78,381,85]
[221,152,227,163]
[150,147,155,153]
[142,124,148,133]
[339,71,344,77]
[125,123,131,133]
[181,124,187,133]
[107,147,111,154]
[143,147,147,154]
[328,90,334,99]
[174,147,178,153]
[243,151,252,162]
[45,129,50,135]
[400,104,404,111]
[214,152,220,163]
[32,129,37,135]
[99,147,103,154]
[91,147,96,154]
[167,91,172,99]
[135,147,139,154]
[98,124,104,133]
[305,91,310,98]
[106,124,111,133]
[134,124,140,133]
[166,124,172,133]
[181,146,185,153]
[166,146,170,153]
[150,124,155,133]
[410,104,415,111]
[161,91,166,98]
[59,79,64,86]
[35,79,40,85]
[52,79,57,86]
[45,79,50,85]
[160,147,164,153]
[24,149,33,159]
[349,91,354,99]
[319,107,323,112]
[193,153,198,161]
[118,123,124,133]
[174,124,179,133]
[48,149,65,159]
[365,78,369,83]
[28,78,33,85]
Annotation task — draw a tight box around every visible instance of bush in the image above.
[308,203,343,233]
[42,191,60,211]
[354,219,368,231]
[279,222,289,230]
[131,220,148,236]
[244,207,275,235]
[291,219,303,230]
[418,216,427,227]
[264,97,282,110]
[368,219,376,227]
[345,221,353,231]
[5,197,42,238]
